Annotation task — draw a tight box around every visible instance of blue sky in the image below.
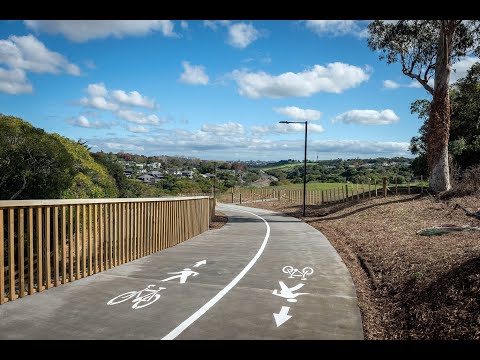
[0,20,477,161]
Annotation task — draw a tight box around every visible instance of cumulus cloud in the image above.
[253,123,325,134]
[179,61,209,85]
[180,21,188,30]
[304,20,368,38]
[0,68,32,94]
[116,109,163,125]
[332,109,399,125]
[69,115,111,129]
[86,132,410,160]
[310,139,409,155]
[127,125,149,133]
[0,34,80,94]
[200,122,245,136]
[227,22,260,48]
[203,20,231,31]
[274,106,322,121]
[24,20,176,42]
[451,56,480,83]
[79,82,157,112]
[383,80,400,89]
[232,62,370,98]
[111,89,156,109]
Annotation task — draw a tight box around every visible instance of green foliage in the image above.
[92,152,131,197]
[410,62,480,171]
[0,115,76,200]
[53,135,118,199]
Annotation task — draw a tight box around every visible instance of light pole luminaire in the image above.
[279,120,308,217]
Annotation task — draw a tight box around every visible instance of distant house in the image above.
[138,174,155,184]
[149,162,161,169]
[135,163,144,170]
[202,173,215,178]
[182,170,194,178]
[167,169,182,176]
[124,168,134,178]
[147,170,164,179]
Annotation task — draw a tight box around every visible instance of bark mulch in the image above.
[209,211,228,230]
[240,193,480,339]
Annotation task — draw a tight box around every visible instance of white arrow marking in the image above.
[273,306,292,327]
[193,260,207,268]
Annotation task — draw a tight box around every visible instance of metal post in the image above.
[303,121,307,217]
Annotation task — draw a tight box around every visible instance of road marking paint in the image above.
[273,306,292,327]
[161,207,271,340]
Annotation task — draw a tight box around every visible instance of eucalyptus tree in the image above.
[368,20,480,192]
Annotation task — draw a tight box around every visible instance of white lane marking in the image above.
[193,259,207,268]
[161,207,271,340]
[273,306,292,327]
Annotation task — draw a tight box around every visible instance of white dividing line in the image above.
[161,207,271,340]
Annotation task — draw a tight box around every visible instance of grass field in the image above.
[259,163,314,171]
[269,182,372,191]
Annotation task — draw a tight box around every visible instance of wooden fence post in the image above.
[420,175,424,193]
[356,182,359,200]
[321,190,324,205]
[395,177,398,195]
[375,179,378,197]
[383,177,387,197]
[231,193,234,204]
[345,184,349,202]
[408,180,411,194]
[368,180,371,199]
[239,193,242,204]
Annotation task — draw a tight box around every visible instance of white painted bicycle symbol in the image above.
[107,285,165,310]
[282,266,314,280]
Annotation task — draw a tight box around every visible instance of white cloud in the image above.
[310,139,409,155]
[232,62,370,98]
[127,125,149,133]
[86,133,410,160]
[179,61,209,85]
[408,80,422,88]
[200,122,245,136]
[383,80,400,89]
[227,23,260,48]
[0,34,80,75]
[333,109,399,125]
[80,95,118,111]
[111,89,156,109]
[69,115,111,129]
[180,21,188,30]
[86,83,108,97]
[84,59,96,69]
[0,34,80,94]
[274,106,322,121]
[451,56,480,83]
[24,20,176,42]
[79,83,157,112]
[252,123,325,134]
[203,20,230,31]
[116,109,163,125]
[104,142,144,151]
[304,20,368,38]
[0,68,32,94]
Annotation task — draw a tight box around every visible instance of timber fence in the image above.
[218,176,426,205]
[0,196,213,305]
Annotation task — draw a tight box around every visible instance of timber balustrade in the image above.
[0,196,212,305]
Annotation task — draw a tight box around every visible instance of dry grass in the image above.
[242,194,480,339]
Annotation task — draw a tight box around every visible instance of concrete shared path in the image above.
[0,204,363,340]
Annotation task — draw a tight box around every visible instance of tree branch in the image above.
[402,69,434,95]
[10,174,27,200]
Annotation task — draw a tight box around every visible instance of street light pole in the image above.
[279,120,308,217]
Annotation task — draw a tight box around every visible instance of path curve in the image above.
[0,203,363,340]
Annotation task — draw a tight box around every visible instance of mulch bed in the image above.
[241,193,480,339]
[209,211,228,230]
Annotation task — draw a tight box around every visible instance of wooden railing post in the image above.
[383,177,387,197]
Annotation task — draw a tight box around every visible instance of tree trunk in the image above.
[427,21,456,192]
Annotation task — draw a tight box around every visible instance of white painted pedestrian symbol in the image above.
[193,259,207,268]
[272,281,309,303]
[273,306,292,327]
[162,268,199,284]
[107,285,165,309]
[282,266,314,280]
